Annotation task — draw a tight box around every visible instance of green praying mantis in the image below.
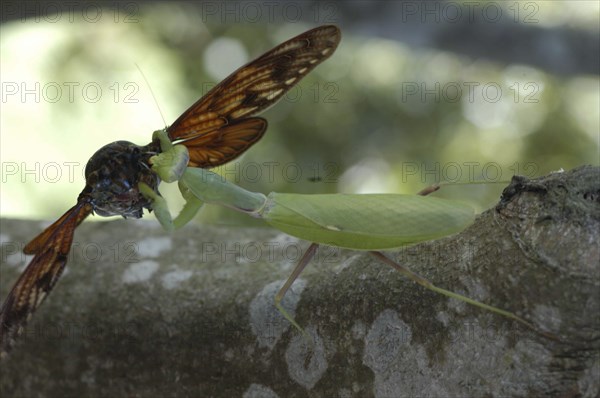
[0,25,557,357]
[140,129,556,341]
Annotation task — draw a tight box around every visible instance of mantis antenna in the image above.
[135,63,168,129]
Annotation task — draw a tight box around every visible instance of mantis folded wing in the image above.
[142,140,558,341]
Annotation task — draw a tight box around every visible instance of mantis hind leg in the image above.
[369,251,560,341]
[275,242,319,341]
[411,183,559,340]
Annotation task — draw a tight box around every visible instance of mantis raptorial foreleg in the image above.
[149,129,189,183]
[139,130,204,232]
[139,180,204,232]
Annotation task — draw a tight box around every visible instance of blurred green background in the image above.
[1,1,598,228]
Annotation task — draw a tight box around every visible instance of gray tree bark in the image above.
[0,165,598,397]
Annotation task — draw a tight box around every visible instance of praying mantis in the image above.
[142,134,556,340]
[0,25,556,357]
